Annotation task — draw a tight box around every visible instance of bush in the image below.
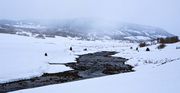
[157,44,166,49]
[139,42,146,47]
[70,47,72,51]
[35,34,45,39]
[146,48,150,51]
[136,47,139,51]
[130,47,133,49]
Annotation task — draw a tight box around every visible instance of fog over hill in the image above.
[0,19,174,41]
[1,0,180,36]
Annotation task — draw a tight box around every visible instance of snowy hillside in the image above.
[0,20,174,41]
[0,20,45,29]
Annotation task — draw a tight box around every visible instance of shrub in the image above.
[157,44,166,49]
[139,42,146,47]
[83,48,87,51]
[45,53,48,56]
[146,48,150,51]
[70,47,72,51]
[35,34,45,39]
[136,47,139,51]
[130,47,133,49]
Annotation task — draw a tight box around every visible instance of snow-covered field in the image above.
[11,60,180,93]
[0,34,75,83]
[0,33,134,83]
[0,33,180,93]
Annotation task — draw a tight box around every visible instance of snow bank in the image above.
[11,59,180,93]
[0,34,76,83]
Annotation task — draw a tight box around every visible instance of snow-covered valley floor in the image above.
[0,33,180,93]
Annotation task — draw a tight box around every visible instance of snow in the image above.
[124,36,151,40]
[0,33,134,83]
[11,59,180,93]
[128,29,142,34]
[0,34,76,83]
[16,31,32,36]
[0,34,47,83]
[113,42,180,68]
[0,33,180,93]
[13,24,46,29]
[46,65,72,74]
[135,36,151,40]
[0,33,130,83]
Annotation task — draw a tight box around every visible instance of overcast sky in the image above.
[0,0,180,35]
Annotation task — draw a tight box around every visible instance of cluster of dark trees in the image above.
[139,42,146,47]
[157,36,179,44]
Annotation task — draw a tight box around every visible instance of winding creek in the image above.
[0,51,134,93]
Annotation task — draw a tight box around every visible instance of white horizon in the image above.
[0,0,180,36]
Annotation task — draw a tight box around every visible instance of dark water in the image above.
[0,51,134,93]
